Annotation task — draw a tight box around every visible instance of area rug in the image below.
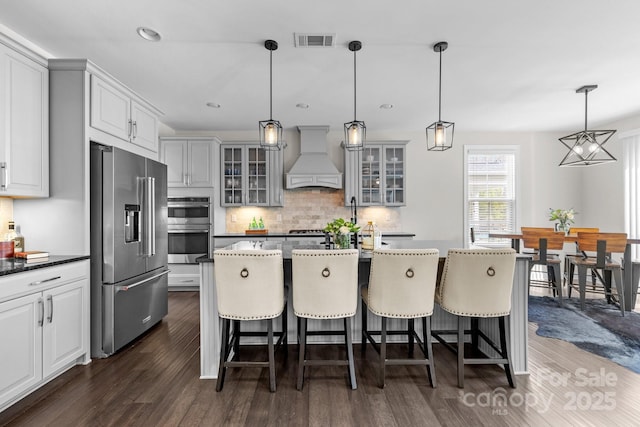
[528,295,640,373]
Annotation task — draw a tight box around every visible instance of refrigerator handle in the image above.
[144,177,156,257]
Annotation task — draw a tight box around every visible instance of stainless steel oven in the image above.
[168,197,211,263]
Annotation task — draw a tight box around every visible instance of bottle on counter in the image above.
[258,217,264,229]
[0,222,16,258]
[13,223,24,253]
[361,221,381,251]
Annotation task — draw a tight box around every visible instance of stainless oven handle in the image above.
[168,229,210,233]
[116,269,170,292]
[167,204,211,208]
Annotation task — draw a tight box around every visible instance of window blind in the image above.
[466,149,517,247]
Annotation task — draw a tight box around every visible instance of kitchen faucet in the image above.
[350,196,358,249]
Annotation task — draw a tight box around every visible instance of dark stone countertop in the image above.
[0,255,90,276]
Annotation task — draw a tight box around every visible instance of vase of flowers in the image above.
[324,218,360,249]
[548,208,576,234]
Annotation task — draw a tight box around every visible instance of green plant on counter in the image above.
[323,218,360,235]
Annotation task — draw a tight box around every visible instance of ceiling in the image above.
[2,0,640,134]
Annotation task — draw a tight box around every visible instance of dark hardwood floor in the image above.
[1,291,639,426]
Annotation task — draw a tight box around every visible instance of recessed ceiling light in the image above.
[136,27,161,42]
[296,103,310,109]
[379,104,393,109]
[206,102,221,109]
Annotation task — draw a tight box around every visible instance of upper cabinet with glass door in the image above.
[220,142,283,207]
[343,141,408,207]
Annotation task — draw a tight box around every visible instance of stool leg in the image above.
[216,318,231,392]
[457,316,465,388]
[297,318,307,391]
[268,319,276,392]
[422,316,436,388]
[499,316,516,388]
[380,316,387,388]
[613,268,625,317]
[470,318,479,353]
[361,299,368,355]
[233,320,240,356]
[408,318,415,357]
[552,263,563,307]
[282,301,288,361]
[578,265,587,310]
[345,317,357,390]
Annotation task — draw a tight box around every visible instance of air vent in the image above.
[294,33,336,48]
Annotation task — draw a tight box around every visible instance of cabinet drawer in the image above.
[168,273,200,288]
[0,261,89,303]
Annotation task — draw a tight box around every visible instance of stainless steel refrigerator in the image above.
[90,143,169,358]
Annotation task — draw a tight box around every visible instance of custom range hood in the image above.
[286,125,343,189]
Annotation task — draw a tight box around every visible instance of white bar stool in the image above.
[213,249,287,392]
[361,248,440,388]
[291,249,359,391]
[432,248,517,388]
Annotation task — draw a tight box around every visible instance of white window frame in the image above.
[463,145,520,248]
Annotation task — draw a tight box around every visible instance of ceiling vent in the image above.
[294,33,336,48]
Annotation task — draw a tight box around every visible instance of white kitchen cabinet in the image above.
[91,75,159,152]
[0,259,90,412]
[344,141,408,207]
[0,41,49,197]
[160,137,218,188]
[168,264,201,291]
[220,142,283,207]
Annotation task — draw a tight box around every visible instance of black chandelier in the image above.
[344,40,365,151]
[259,39,284,151]
[558,85,616,166]
[426,41,454,151]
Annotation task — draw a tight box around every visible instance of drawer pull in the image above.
[38,298,44,327]
[180,279,195,283]
[29,276,61,286]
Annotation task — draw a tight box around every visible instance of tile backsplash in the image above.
[0,198,13,235]
[225,188,401,233]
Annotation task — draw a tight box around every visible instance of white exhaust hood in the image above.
[286,125,343,189]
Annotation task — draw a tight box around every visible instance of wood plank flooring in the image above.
[1,291,640,426]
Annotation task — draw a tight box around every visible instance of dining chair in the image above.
[292,249,359,390]
[567,232,627,316]
[432,248,517,388]
[564,227,600,290]
[361,248,439,388]
[213,249,287,392]
[521,228,565,306]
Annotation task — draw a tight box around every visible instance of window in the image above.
[464,146,518,247]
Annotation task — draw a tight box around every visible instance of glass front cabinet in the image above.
[343,141,408,207]
[220,143,283,207]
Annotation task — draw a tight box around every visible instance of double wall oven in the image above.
[168,197,211,263]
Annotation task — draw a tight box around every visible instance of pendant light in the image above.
[344,40,365,151]
[259,39,283,150]
[426,41,454,151]
[558,85,616,167]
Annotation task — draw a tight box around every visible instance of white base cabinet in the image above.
[168,264,201,291]
[0,260,90,412]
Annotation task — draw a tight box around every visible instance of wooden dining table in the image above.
[489,232,640,311]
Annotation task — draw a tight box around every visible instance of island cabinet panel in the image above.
[344,141,408,207]
[0,260,89,413]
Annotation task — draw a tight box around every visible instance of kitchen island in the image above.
[198,241,531,379]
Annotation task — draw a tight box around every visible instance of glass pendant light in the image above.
[344,41,365,151]
[558,85,616,166]
[259,39,283,150]
[426,41,454,151]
